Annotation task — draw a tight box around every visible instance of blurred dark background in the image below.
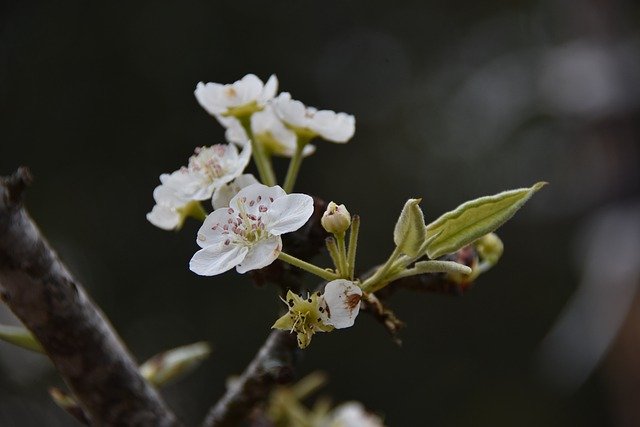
[1,0,639,425]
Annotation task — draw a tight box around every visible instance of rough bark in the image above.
[0,168,181,427]
[201,331,297,427]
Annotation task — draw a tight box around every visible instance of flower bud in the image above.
[475,233,504,265]
[321,202,351,234]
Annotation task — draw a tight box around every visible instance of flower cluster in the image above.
[147,73,365,347]
[147,72,537,353]
[148,73,356,232]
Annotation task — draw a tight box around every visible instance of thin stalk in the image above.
[325,237,342,274]
[387,260,472,282]
[278,252,338,281]
[189,201,208,221]
[335,232,348,278]
[360,245,403,292]
[239,116,277,186]
[346,215,360,279]
[283,136,310,193]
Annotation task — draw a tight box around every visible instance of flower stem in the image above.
[347,215,360,279]
[360,245,403,292]
[335,232,348,278]
[278,252,338,281]
[283,136,310,193]
[189,201,208,222]
[325,237,342,273]
[239,116,277,186]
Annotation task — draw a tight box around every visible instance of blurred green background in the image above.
[1,0,639,425]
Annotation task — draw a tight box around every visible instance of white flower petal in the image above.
[230,183,286,216]
[189,245,248,276]
[237,74,263,104]
[272,92,310,128]
[301,144,316,156]
[323,279,362,329]
[324,402,385,427]
[251,107,302,157]
[161,169,202,200]
[196,208,236,248]
[195,74,276,116]
[272,92,355,143]
[153,184,184,206]
[265,193,314,236]
[312,111,356,143]
[183,144,252,201]
[260,74,279,103]
[236,235,282,273]
[146,205,181,230]
[211,174,259,210]
[148,181,192,231]
[194,82,225,115]
[222,117,249,147]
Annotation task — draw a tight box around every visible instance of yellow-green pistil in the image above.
[272,290,333,349]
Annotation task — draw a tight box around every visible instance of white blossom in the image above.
[190,184,314,276]
[211,174,259,210]
[322,279,362,329]
[220,107,316,158]
[195,74,278,116]
[323,402,386,427]
[272,92,355,143]
[177,144,251,201]
[146,174,194,231]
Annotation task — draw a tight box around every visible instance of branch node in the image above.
[1,166,33,206]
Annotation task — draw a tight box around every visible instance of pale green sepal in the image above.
[425,182,546,259]
[0,324,45,353]
[393,198,427,257]
[413,260,472,275]
[140,341,212,387]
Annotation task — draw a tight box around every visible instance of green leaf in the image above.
[393,198,427,256]
[140,341,212,387]
[0,324,45,353]
[425,182,546,259]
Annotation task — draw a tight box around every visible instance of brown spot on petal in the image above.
[346,294,361,309]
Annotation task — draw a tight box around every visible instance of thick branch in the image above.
[0,168,180,426]
[202,331,297,427]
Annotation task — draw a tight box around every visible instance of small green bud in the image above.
[475,233,504,265]
[321,202,351,234]
[140,341,212,387]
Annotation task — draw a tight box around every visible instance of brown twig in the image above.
[0,168,181,426]
[201,331,298,427]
